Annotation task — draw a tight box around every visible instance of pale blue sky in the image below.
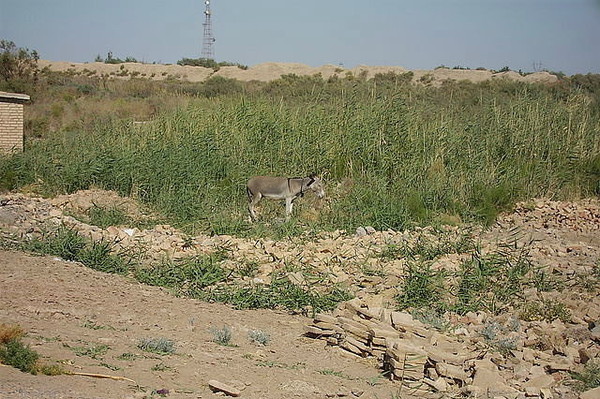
[1,0,599,74]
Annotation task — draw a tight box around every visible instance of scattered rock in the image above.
[208,379,242,397]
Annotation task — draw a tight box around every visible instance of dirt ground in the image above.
[0,250,406,399]
[1,191,599,399]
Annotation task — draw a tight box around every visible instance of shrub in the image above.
[137,338,175,355]
[0,338,39,374]
[210,326,233,346]
[248,330,270,346]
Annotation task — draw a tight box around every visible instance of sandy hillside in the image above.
[37,60,559,85]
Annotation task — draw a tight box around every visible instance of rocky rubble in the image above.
[306,298,600,398]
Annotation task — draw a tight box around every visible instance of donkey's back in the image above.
[247,176,292,200]
[246,175,325,221]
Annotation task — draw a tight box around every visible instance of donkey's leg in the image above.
[285,197,294,221]
[248,193,261,221]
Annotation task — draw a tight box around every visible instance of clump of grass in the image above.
[117,352,139,361]
[135,253,228,293]
[210,326,233,346]
[519,299,572,323]
[87,204,130,228]
[151,362,173,372]
[395,261,446,311]
[137,337,175,355]
[318,369,353,379]
[451,243,534,315]
[381,230,475,261]
[201,274,353,315]
[395,241,554,317]
[571,360,600,391]
[248,329,270,346]
[21,226,132,274]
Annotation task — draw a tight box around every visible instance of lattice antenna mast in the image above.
[201,0,215,60]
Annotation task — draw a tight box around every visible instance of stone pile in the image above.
[497,198,600,233]
[306,298,600,398]
[305,298,480,392]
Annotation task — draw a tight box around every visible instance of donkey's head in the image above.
[306,175,325,199]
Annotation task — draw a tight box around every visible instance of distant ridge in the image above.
[38,60,560,85]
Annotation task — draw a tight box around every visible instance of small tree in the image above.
[0,40,39,82]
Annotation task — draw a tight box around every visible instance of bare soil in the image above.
[0,250,402,399]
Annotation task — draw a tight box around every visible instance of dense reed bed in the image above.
[1,73,599,235]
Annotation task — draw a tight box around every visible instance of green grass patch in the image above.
[68,343,109,360]
[87,204,130,228]
[201,273,353,315]
[20,226,132,274]
[134,252,228,292]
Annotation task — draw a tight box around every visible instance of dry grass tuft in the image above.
[0,323,25,344]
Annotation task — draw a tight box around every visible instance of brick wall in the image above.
[0,101,25,153]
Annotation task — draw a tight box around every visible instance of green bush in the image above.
[0,338,39,374]
[137,337,175,355]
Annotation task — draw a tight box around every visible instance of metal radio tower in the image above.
[201,0,215,60]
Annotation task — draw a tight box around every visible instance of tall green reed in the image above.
[1,78,598,235]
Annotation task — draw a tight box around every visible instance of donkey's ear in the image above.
[307,176,316,186]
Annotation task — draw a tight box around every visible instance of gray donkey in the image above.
[246,175,325,221]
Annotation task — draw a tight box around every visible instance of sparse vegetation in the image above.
[137,337,175,355]
[210,325,233,346]
[394,241,569,318]
[68,343,109,359]
[571,360,600,391]
[248,329,271,346]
